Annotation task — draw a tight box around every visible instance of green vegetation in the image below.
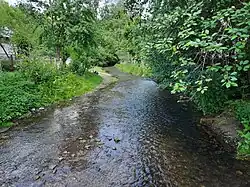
[237,121,250,158]
[0,0,105,126]
[0,1,42,57]
[95,2,137,67]
[0,61,101,125]
[0,0,137,126]
[230,101,250,157]
[124,0,250,157]
[124,0,250,111]
[0,0,250,157]
[115,63,151,77]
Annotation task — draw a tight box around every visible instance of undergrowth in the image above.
[232,101,250,158]
[115,63,152,77]
[0,61,102,126]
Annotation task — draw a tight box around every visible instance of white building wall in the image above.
[0,43,14,59]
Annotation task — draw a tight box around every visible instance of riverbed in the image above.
[0,67,250,186]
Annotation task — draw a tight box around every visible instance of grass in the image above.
[39,72,102,103]
[0,64,102,127]
[115,63,152,77]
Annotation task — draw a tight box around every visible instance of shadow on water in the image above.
[0,66,250,187]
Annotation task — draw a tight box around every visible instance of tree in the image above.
[95,2,138,66]
[42,0,96,66]
[0,1,42,57]
[123,0,250,114]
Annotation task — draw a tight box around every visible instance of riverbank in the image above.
[0,64,119,128]
[199,112,239,153]
[201,101,250,158]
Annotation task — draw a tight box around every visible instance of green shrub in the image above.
[68,46,97,76]
[94,46,120,67]
[18,60,60,84]
[132,1,250,117]
[230,101,250,157]
[115,63,152,77]
[140,1,250,97]
[193,79,229,115]
[0,72,41,123]
[234,101,250,122]
[0,61,102,126]
[237,121,250,158]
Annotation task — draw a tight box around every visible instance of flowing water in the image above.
[0,67,250,187]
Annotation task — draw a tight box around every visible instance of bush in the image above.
[231,101,250,157]
[18,60,60,84]
[0,61,102,126]
[68,47,95,76]
[193,78,229,115]
[0,72,41,123]
[237,121,250,158]
[39,72,102,103]
[234,101,250,122]
[133,1,250,115]
[97,55,119,67]
[94,46,120,67]
[115,63,152,77]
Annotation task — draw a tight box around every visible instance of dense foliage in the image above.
[232,101,250,157]
[1,0,249,156]
[0,1,42,56]
[0,0,103,125]
[44,0,96,71]
[0,61,101,125]
[126,0,250,113]
[124,0,250,156]
[95,3,137,67]
[115,63,151,77]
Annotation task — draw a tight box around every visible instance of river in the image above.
[0,67,250,186]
